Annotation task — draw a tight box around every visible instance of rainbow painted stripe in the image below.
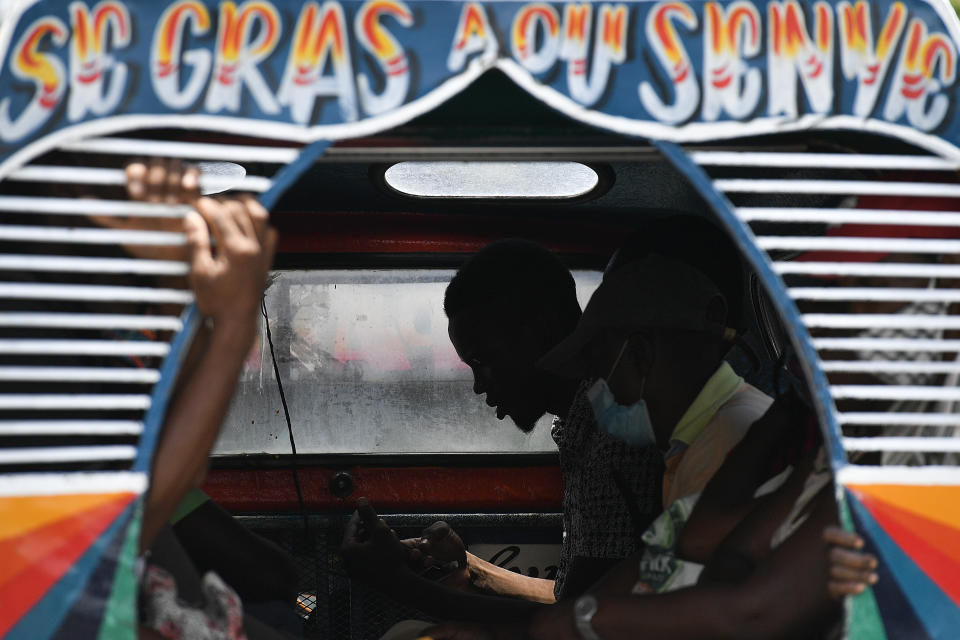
[844,484,960,640]
[0,492,142,639]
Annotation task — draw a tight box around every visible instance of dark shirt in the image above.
[550,381,664,599]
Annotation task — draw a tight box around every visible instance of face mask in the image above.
[586,340,656,447]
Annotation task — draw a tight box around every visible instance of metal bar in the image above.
[8,166,272,193]
[737,207,960,227]
[0,471,147,496]
[757,236,960,254]
[0,313,183,331]
[0,282,193,304]
[814,337,960,352]
[0,340,170,356]
[0,367,160,382]
[790,288,960,303]
[0,446,137,464]
[839,412,960,426]
[821,361,960,374]
[775,262,960,278]
[0,420,144,435]
[0,254,187,276]
[0,225,186,246]
[836,465,960,486]
[0,196,189,218]
[60,138,672,162]
[0,394,151,409]
[803,314,960,330]
[841,437,960,452]
[691,151,960,170]
[60,138,303,163]
[831,385,960,401]
[717,179,960,197]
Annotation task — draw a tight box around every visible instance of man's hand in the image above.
[105,159,202,261]
[823,526,878,598]
[124,158,276,326]
[126,157,201,204]
[341,498,413,588]
[402,521,470,585]
[185,195,276,327]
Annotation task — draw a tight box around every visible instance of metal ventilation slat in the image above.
[836,465,960,485]
[831,386,960,402]
[758,236,960,254]
[842,437,960,452]
[0,128,288,484]
[0,255,188,276]
[789,288,960,303]
[0,225,186,246]
[697,146,960,472]
[691,151,960,170]
[0,367,160,383]
[7,166,272,193]
[0,420,145,435]
[812,338,960,352]
[0,446,137,464]
[774,262,960,278]
[839,413,960,426]
[0,196,189,217]
[0,283,193,304]
[60,138,301,164]
[0,395,152,410]
[0,313,183,331]
[0,339,170,357]
[802,315,960,330]
[718,179,960,197]
[738,207,960,226]
[0,472,149,496]
[821,361,960,374]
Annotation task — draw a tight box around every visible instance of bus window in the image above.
[214,269,601,456]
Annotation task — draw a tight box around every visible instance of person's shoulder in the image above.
[720,382,774,415]
[709,383,773,441]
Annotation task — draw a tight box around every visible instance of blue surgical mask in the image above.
[586,340,656,447]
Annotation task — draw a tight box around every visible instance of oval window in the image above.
[383,161,600,199]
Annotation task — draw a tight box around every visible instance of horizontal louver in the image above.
[696,148,960,478]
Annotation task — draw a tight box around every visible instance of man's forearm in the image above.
[467,552,556,603]
[141,319,255,550]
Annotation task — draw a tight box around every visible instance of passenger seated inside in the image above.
[345,217,767,615]
[342,241,878,640]
[343,238,663,613]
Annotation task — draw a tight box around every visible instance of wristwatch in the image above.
[573,594,602,640]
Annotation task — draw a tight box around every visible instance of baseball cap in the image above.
[537,253,730,379]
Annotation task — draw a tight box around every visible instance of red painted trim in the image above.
[202,465,562,513]
[272,211,630,256]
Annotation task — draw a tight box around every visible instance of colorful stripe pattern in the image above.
[0,493,141,639]
[844,485,960,639]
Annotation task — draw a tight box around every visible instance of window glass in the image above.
[384,162,599,198]
[214,269,602,455]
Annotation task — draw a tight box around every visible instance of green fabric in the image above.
[635,493,704,593]
[97,500,142,640]
[839,494,888,640]
[669,362,743,446]
[169,488,210,525]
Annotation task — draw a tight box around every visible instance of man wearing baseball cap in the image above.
[538,252,772,510]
